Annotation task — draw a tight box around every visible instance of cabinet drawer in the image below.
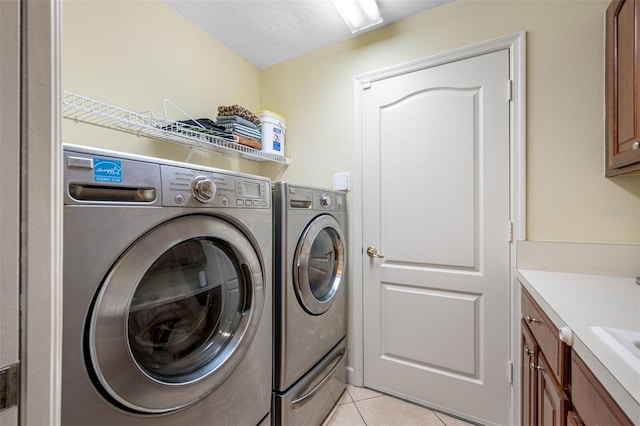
[570,353,633,426]
[522,288,569,386]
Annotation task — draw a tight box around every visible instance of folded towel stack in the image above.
[217,122,262,140]
[216,115,258,129]
[216,106,262,149]
[217,105,260,126]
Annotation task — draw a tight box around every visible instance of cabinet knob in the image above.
[525,348,534,356]
[530,362,544,371]
[524,315,540,324]
[633,140,640,151]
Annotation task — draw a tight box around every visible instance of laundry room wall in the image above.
[62,0,262,174]
[260,0,640,245]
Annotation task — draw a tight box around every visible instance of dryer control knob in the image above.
[191,175,216,203]
[320,193,332,208]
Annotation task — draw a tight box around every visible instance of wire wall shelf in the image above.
[62,92,290,165]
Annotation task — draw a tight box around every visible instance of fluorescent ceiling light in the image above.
[331,0,383,34]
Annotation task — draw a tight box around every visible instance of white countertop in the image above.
[517,269,640,424]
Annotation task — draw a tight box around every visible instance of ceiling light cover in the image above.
[332,0,383,33]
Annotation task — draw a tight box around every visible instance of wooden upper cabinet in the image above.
[606,0,640,176]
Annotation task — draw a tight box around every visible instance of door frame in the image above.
[1,0,21,423]
[348,32,526,423]
[20,1,63,425]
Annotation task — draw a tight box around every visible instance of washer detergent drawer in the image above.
[274,338,346,426]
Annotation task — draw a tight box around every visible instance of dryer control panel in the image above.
[287,185,346,212]
[161,165,270,209]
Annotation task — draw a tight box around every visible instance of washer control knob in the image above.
[320,193,332,208]
[191,175,216,203]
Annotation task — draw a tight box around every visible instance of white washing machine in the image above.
[62,144,272,425]
[272,183,347,425]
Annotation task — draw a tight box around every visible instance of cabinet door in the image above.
[570,353,633,426]
[537,353,569,426]
[521,321,537,426]
[606,0,640,176]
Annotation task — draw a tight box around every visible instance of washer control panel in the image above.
[161,165,270,208]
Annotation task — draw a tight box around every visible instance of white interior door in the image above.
[0,0,20,424]
[362,49,511,425]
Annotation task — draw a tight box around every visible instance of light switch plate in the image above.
[333,172,350,191]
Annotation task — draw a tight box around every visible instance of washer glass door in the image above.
[293,215,345,315]
[88,215,264,414]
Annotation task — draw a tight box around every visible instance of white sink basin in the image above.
[591,326,640,374]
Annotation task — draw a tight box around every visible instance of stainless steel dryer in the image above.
[272,183,347,425]
[62,144,272,426]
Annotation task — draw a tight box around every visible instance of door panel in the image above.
[381,89,478,268]
[363,49,511,425]
[382,285,479,376]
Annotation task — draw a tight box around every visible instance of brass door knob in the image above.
[366,246,384,258]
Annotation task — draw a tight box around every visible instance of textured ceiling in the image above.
[162,0,453,69]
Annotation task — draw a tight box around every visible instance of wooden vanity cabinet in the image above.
[521,287,633,426]
[606,0,640,176]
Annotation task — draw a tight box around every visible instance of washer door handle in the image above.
[366,246,384,258]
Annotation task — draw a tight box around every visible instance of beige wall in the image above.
[261,0,640,244]
[63,0,640,243]
[62,0,262,174]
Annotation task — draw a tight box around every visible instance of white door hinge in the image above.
[362,81,372,90]
[508,221,514,243]
[508,361,513,384]
[507,79,513,101]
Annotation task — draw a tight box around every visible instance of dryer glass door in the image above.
[294,215,345,315]
[88,215,265,414]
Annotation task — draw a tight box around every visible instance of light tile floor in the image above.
[322,385,476,426]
